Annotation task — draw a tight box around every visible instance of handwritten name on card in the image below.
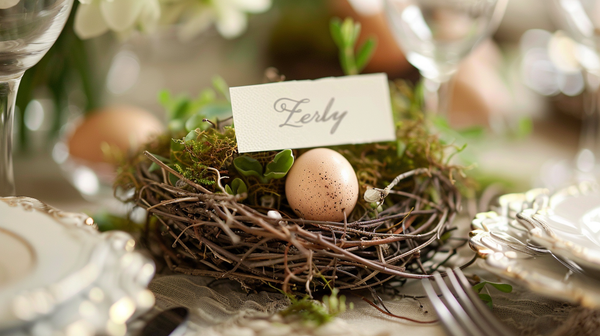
[230,73,396,153]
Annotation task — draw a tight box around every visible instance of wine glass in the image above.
[0,0,73,196]
[549,0,600,184]
[384,0,508,115]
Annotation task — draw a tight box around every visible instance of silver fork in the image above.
[421,268,515,336]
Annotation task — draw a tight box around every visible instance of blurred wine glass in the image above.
[0,0,73,196]
[550,0,600,183]
[384,0,508,115]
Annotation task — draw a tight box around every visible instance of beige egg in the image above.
[285,148,359,222]
[68,105,164,163]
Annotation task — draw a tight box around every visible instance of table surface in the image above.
[10,118,595,336]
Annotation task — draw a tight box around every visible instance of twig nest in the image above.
[285,148,359,221]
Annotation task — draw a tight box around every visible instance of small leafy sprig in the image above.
[225,178,248,197]
[159,75,231,135]
[279,288,352,327]
[473,281,513,309]
[330,17,377,76]
[233,149,294,184]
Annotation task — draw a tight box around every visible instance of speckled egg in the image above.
[285,148,359,222]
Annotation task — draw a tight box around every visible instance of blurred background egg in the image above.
[67,105,164,164]
[56,105,164,200]
[285,148,359,222]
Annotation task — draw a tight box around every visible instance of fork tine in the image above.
[432,272,482,336]
[452,268,514,336]
[422,277,468,336]
[445,269,504,336]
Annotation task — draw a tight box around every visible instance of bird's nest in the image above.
[121,158,462,294]
[116,81,470,294]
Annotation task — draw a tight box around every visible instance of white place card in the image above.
[230,73,396,153]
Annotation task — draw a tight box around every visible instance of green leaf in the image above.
[225,184,233,195]
[439,231,452,241]
[184,103,231,132]
[158,90,172,110]
[330,17,343,47]
[170,138,185,157]
[458,126,485,138]
[195,88,216,106]
[355,37,377,73]
[185,130,198,142]
[472,282,487,293]
[488,282,513,293]
[169,172,179,186]
[339,51,351,76]
[172,99,191,120]
[233,156,264,179]
[229,178,248,196]
[478,293,493,308]
[200,103,232,118]
[149,154,171,172]
[351,21,361,46]
[516,116,533,138]
[432,115,451,130]
[341,18,355,47]
[264,149,294,182]
[212,76,230,102]
[168,119,185,133]
[185,113,211,132]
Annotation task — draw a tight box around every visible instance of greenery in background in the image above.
[330,17,376,76]
[16,2,102,151]
[159,76,232,135]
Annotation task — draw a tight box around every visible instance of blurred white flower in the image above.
[74,0,161,39]
[162,0,272,41]
[74,0,271,41]
[347,0,383,16]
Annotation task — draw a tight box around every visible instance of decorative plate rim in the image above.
[469,185,600,308]
[515,182,600,270]
[0,197,155,334]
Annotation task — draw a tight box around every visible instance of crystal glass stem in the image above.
[422,76,455,116]
[576,71,600,180]
[0,74,22,196]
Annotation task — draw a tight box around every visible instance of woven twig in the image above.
[135,151,461,293]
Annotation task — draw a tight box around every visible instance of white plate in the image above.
[470,189,600,308]
[0,197,155,334]
[516,182,600,271]
[0,197,100,330]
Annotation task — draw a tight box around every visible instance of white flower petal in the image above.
[78,0,94,5]
[100,0,144,32]
[178,9,215,42]
[137,0,161,33]
[215,6,247,39]
[74,2,109,39]
[347,0,383,16]
[230,0,271,13]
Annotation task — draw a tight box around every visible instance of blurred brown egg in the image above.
[449,40,511,128]
[285,148,359,222]
[67,105,164,164]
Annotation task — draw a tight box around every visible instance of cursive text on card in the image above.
[275,97,347,135]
